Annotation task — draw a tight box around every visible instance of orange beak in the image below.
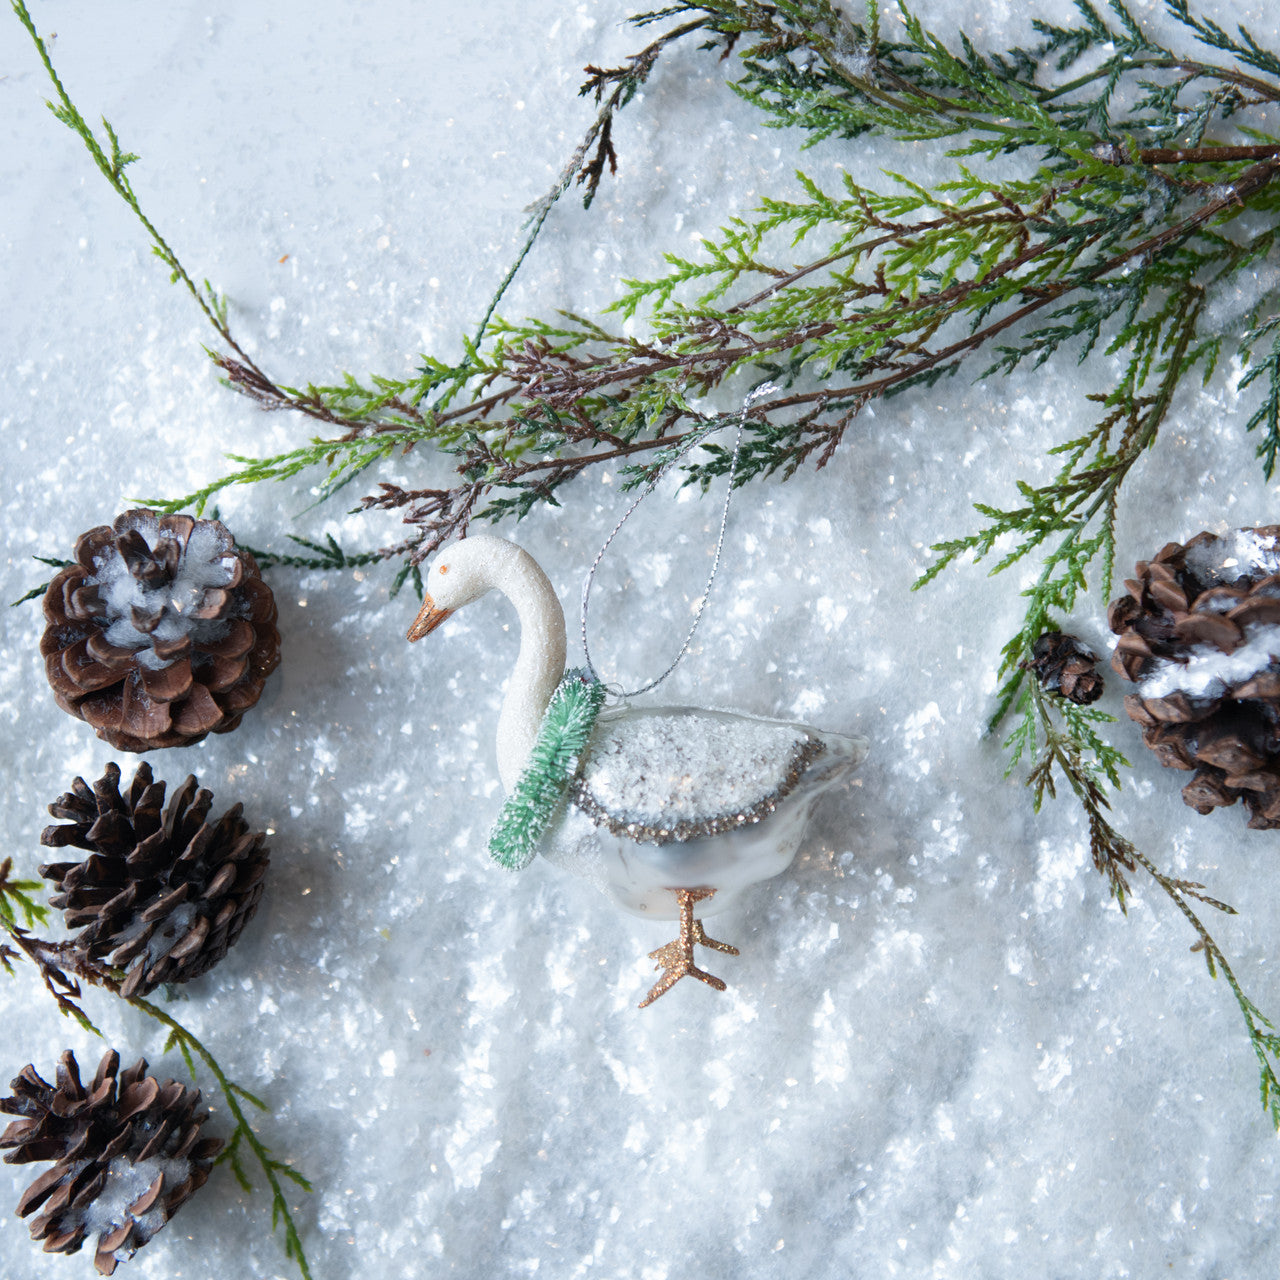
[406,594,455,642]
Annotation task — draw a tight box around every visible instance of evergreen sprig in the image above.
[142,999,314,1280]
[0,857,49,932]
[1019,681,1280,1125]
[19,0,1280,578]
[9,556,73,608]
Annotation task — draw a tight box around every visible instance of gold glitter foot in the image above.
[693,918,740,956]
[638,887,740,1009]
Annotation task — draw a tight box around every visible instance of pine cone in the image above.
[41,509,280,751]
[1108,526,1280,828]
[1026,631,1104,704]
[0,1048,222,1275]
[39,762,270,998]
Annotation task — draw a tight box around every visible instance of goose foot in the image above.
[638,887,740,1009]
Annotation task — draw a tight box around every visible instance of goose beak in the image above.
[407,594,454,641]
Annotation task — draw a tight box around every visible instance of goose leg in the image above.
[638,887,740,1008]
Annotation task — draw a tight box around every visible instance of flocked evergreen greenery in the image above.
[13,0,1280,1128]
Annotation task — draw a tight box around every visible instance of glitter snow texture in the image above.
[5,1,1280,1278]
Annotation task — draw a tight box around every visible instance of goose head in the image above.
[406,536,519,641]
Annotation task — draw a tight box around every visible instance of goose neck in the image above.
[495,553,566,792]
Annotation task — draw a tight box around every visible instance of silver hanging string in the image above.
[580,382,779,698]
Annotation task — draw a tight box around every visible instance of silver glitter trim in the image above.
[568,736,827,846]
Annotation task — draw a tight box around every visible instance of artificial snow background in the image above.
[3,0,1280,1276]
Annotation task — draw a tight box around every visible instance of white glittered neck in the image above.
[438,537,566,792]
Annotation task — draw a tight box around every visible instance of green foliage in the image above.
[1019,682,1280,1127]
[241,534,384,572]
[10,556,73,608]
[488,671,607,870]
[10,0,252,370]
[0,857,49,930]
[1239,312,1280,477]
[20,0,1280,584]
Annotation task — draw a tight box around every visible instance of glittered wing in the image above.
[568,706,841,844]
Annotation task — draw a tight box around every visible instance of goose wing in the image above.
[569,706,837,844]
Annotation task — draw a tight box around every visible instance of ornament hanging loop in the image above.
[580,382,778,699]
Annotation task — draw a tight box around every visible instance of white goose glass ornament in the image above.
[408,534,867,1007]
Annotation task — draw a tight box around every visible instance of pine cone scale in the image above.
[200,617,255,659]
[1234,671,1280,699]
[136,1126,171,1166]
[168,915,209,962]
[70,1166,108,1211]
[62,640,127,694]
[42,1225,85,1256]
[84,634,136,668]
[43,650,84,704]
[1229,595,1280,626]
[15,1166,64,1215]
[78,693,126,735]
[1148,578,1188,612]
[121,674,174,742]
[170,684,223,738]
[84,812,129,850]
[1174,613,1243,649]
[98,1222,132,1255]
[138,658,193,703]
[204,862,238,899]
[198,652,250,693]
[117,1079,159,1120]
[133,1171,166,1215]
[150,634,192,662]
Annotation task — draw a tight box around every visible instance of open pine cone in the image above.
[41,509,280,751]
[1108,526,1280,828]
[40,762,270,997]
[0,1048,222,1275]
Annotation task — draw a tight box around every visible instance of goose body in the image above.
[546,704,863,917]
[408,536,867,923]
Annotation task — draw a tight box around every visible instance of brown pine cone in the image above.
[1026,631,1105,704]
[1108,526,1280,828]
[41,509,280,751]
[39,761,270,998]
[0,1048,222,1275]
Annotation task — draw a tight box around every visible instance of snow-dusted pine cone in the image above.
[40,761,269,997]
[1108,526,1280,829]
[41,509,280,751]
[0,1048,222,1275]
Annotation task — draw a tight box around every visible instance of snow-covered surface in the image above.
[4,2,1280,1278]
